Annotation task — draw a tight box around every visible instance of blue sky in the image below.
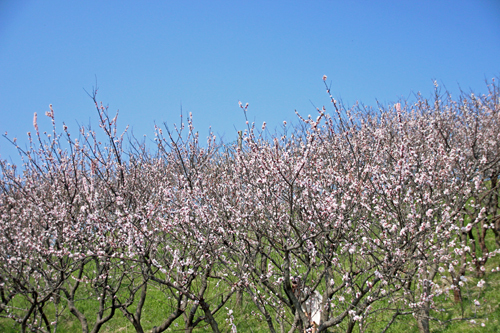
[1,0,499,163]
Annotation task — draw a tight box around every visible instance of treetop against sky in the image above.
[0,0,499,163]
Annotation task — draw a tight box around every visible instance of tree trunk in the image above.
[416,307,430,333]
[235,289,243,308]
[453,286,462,303]
[345,319,355,333]
[199,298,220,333]
[415,275,434,333]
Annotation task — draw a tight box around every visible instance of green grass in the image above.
[2,255,499,332]
[1,230,499,332]
[2,264,498,333]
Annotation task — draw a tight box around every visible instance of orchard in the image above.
[1,79,499,333]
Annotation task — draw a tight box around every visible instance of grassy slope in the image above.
[1,259,498,332]
[1,234,499,333]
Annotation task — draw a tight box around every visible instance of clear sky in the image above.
[1,0,499,163]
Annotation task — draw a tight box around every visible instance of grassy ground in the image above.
[2,263,498,333]
[2,236,499,333]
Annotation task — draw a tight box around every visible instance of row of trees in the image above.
[0,80,499,332]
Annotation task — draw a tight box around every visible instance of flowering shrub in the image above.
[0,80,499,333]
